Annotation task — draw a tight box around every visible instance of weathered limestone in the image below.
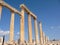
[20,8,25,43]
[0,0,22,16]
[28,14,32,44]
[20,4,37,19]
[9,11,15,42]
[0,5,2,20]
[34,19,39,45]
[39,22,43,45]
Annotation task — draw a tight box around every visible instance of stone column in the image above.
[28,14,32,44]
[0,5,2,20]
[47,36,49,41]
[34,19,39,45]
[45,36,48,43]
[39,22,43,45]
[9,11,15,42]
[20,8,24,43]
[43,32,46,45]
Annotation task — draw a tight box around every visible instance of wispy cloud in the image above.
[50,26,54,29]
[50,26,60,30]
[58,26,60,29]
[0,29,9,35]
[17,32,20,35]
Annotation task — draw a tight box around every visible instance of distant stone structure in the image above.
[0,37,3,45]
[46,40,60,45]
[0,0,60,45]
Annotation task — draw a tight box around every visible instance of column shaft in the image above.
[28,14,32,43]
[20,8,24,43]
[0,5,2,20]
[34,19,39,45]
[43,32,45,45]
[9,11,15,42]
[39,22,43,45]
[45,36,48,43]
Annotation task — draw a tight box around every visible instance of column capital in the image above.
[27,12,37,20]
[34,17,37,20]
[10,10,15,13]
[39,21,42,24]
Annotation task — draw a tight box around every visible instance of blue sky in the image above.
[0,0,60,41]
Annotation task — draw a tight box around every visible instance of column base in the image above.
[35,43,40,45]
[35,44,40,45]
[19,42,25,45]
[28,43,33,45]
[7,41,16,45]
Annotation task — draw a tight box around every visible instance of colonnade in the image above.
[20,4,39,45]
[0,0,49,45]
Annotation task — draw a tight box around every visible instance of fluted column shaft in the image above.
[39,22,43,45]
[28,14,32,43]
[0,5,2,20]
[34,19,39,45]
[9,11,15,42]
[20,8,24,43]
